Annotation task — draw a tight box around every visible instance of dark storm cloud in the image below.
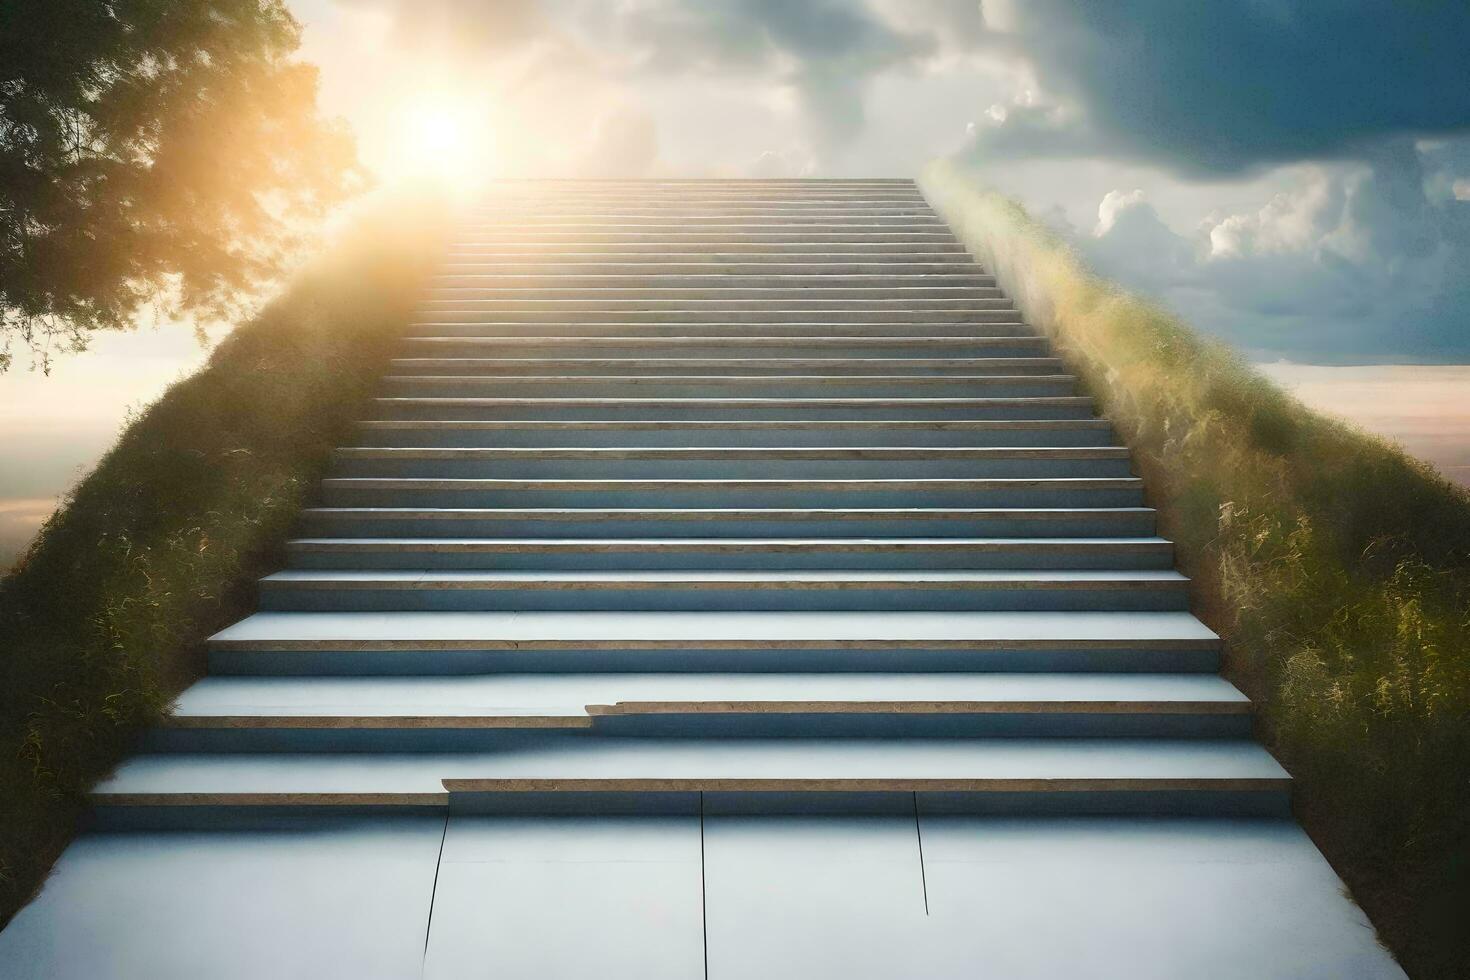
[973,0,1470,174]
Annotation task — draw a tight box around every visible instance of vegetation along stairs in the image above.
[48,179,1402,977]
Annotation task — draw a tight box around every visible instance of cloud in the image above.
[969,0,1470,175]
[330,0,995,167]
[1073,140,1470,361]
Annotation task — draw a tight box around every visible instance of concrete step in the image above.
[372,397,1097,422]
[384,357,1066,377]
[295,507,1158,541]
[474,196,931,208]
[449,240,967,255]
[207,609,1219,674]
[463,216,948,229]
[398,336,1046,358]
[429,274,995,289]
[256,569,1191,613]
[437,258,977,274]
[470,210,943,223]
[90,737,1289,817]
[413,308,1019,325]
[377,375,1078,400]
[282,537,1175,572]
[319,476,1143,508]
[327,446,1130,479]
[150,673,1250,747]
[403,321,1035,338]
[424,287,1003,304]
[348,419,1116,448]
[415,297,1015,314]
[452,233,961,248]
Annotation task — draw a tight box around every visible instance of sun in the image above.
[385,97,495,187]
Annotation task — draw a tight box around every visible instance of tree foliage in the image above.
[0,0,365,371]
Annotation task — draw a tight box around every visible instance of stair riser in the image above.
[373,403,1095,422]
[430,274,995,288]
[142,714,1249,752]
[463,217,948,228]
[283,546,1175,572]
[207,644,1221,677]
[403,323,1034,338]
[473,198,932,209]
[86,788,1289,828]
[376,379,1076,399]
[296,513,1158,539]
[417,299,1015,314]
[348,424,1116,448]
[438,261,977,275]
[399,341,1046,359]
[384,360,1065,377]
[319,485,1144,509]
[257,585,1190,614]
[451,242,967,256]
[473,205,937,216]
[413,309,1021,324]
[425,290,1003,305]
[326,456,1132,479]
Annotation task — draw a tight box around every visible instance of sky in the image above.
[2,0,1468,564]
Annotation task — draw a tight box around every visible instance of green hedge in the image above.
[921,159,1470,978]
[0,193,447,926]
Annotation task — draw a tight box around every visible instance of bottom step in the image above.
[92,738,1290,820]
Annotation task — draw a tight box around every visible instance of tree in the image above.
[0,0,365,371]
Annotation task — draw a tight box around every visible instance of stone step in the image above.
[398,336,1046,357]
[416,297,1015,313]
[452,232,961,247]
[295,507,1157,541]
[437,259,977,274]
[348,419,1116,448]
[282,537,1174,572]
[403,321,1035,338]
[462,216,949,228]
[372,397,1097,422]
[377,375,1078,400]
[90,737,1289,817]
[256,568,1191,613]
[424,288,1003,305]
[206,609,1219,675]
[429,274,996,289]
[327,446,1129,479]
[474,195,930,208]
[319,476,1142,509]
[149,673,1250,747]
[414,308,1019,325]
[449,240,968,255]
[471,209,942,222]
[384,357,1066,377]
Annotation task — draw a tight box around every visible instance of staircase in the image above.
[92,178,1289,814]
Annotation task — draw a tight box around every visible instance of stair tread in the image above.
[209,609,1218,647]
[335,447,1119,458]
[285,536,1170,550]
[168,673,1249,720]
[260,569,1189,586]
[93,738,1287,802]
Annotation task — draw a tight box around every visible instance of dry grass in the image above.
[0,191,448,926]
[922,158,1470,979]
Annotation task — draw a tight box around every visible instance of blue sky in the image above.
[2,0,1468,562]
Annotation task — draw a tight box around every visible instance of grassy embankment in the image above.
[921,159,1470,979]
[0,193,448,926]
